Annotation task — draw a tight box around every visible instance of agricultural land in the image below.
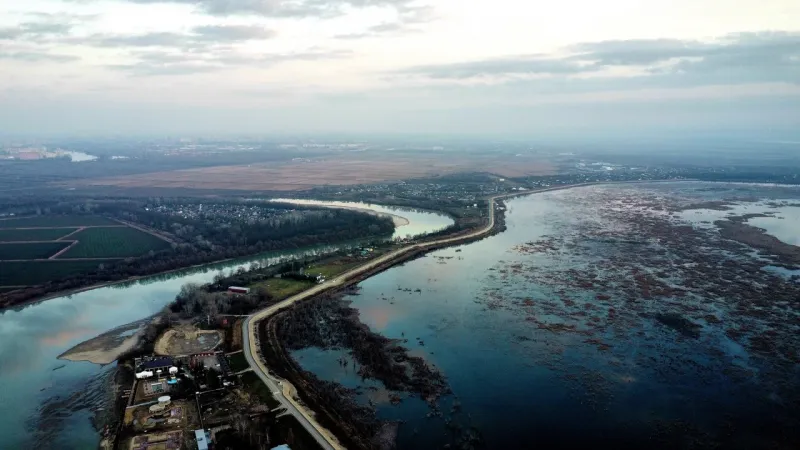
[0,215,171,291]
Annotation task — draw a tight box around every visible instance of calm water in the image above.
[270,199,455,240]
[0,203,451,449]
[292,182,800,449]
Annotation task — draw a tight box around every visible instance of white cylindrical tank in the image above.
[169,366,179,375]
[135,371,154,379]
[149,403,166,413]
[158,395,171,404]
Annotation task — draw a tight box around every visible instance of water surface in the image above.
[293,182,800,449]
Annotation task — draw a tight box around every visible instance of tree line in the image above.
[0,197,394,308]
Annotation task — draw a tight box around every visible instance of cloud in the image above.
[0,51,79,62]
[78,24,276,50]
[0,20,77,42]
[398,54,589,78]
[89,31,189,48]
[397,32,800,86]
[108,47,352,75]
[335,4,435,39]
[68,0,417,18]
[192,24,276,41]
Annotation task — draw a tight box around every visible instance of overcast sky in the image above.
[1,0,799,136]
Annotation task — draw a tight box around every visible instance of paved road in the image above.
[241,186,581,450]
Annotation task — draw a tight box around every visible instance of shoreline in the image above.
[327,204,410,227]
[58,319,152,365]
[272,199,412,228]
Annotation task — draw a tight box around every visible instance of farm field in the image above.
[66,153,557,191]
[249,278,315,300]
[0,260,104,286]
[306,260,360,278]
[0,242,71,260]
[0,215,119,228]
[59,227,171,259]
[0,228,78,242]
[0,215,172,290]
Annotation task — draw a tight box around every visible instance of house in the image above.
[228,286,250,294]
[137,357,175,376]
[195,429,209,450]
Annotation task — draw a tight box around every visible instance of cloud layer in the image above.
[68,0,416,17]
[399,32,800,87]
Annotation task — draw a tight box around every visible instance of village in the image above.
[111,308,313,450]
[105,249,389,450]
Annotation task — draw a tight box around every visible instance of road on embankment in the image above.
[242,184,591,450]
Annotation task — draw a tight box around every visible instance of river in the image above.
[270,199,455,240]
[291,182,800,449]
[0,205,451,449]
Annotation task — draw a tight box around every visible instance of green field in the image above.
[0,215,119,228]
[226,352,249,372]
[0,242,71,260]
[240,371,280,409]
[59,227,170,259]
[306,261,360,278]
[0,228,77,242]
[0,260,105,286]
[249,278,314,301]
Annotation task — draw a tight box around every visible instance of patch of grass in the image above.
[0,260,105,286]
[250,278,314,301]
[227,352,249,372]
[306,261,361,279]
[240,371,280,409]
[59,227,170,258]
[0,242,71,260]
[0,228,78,242]
[0,215,118,228]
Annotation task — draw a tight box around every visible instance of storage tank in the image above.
[169,366,179,375]
[149,403,166,413]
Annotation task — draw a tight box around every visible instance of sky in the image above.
[1,0,799,136]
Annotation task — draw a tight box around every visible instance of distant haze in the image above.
[1,0,799,136]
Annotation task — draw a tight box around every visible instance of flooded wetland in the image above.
[287,182,800,449]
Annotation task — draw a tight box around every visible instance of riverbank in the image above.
[59,318,157,365]
[272,199,421,228]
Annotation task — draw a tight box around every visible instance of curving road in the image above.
[242,185,585,450]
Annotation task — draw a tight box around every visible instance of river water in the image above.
[0,206,451,449]
[270,199,454,240]
[291,182,800,449]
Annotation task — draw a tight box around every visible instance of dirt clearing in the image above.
[154,325,223,356]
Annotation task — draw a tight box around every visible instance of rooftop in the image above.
[140,357,175,370]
